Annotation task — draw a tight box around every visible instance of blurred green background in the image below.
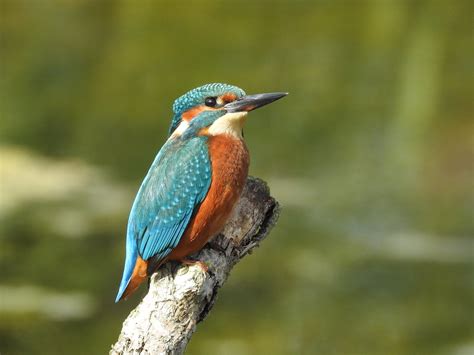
[1,0,473,354]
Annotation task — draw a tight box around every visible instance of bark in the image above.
[110,177,280,355]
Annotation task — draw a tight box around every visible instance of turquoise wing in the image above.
[116,136,211,302]
[132,136,211,260]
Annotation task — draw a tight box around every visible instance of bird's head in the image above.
[169,83,287,139]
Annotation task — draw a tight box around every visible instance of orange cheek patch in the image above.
[221,93,237,103]
[182,105,214,121]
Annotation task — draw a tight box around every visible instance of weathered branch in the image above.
[110,177,280,355]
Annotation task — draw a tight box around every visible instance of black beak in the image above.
[224,92,288,113]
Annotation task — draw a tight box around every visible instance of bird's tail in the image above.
[115,255,148,302]
[115,258,134,302]
[115,232,144,302]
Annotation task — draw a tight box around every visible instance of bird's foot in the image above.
[180,259,209,273]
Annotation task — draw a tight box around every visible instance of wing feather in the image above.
[130,136,211,261]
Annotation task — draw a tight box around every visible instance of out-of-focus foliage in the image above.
[0,1,473,354]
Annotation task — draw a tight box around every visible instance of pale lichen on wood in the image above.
[110,177,280,355]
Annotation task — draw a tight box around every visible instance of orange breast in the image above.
[167,135,249,261]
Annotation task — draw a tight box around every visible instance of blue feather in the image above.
[115,136,211,302]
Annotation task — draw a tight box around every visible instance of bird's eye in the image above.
[204,97,217,107]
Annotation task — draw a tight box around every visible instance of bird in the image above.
[115,83,287,302]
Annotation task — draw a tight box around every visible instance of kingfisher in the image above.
[115,83,287,302]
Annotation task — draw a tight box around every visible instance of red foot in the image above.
[180,259,209,272]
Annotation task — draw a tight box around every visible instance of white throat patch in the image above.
[208,112,248,139]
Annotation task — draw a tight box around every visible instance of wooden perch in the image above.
[110,177,280,355]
